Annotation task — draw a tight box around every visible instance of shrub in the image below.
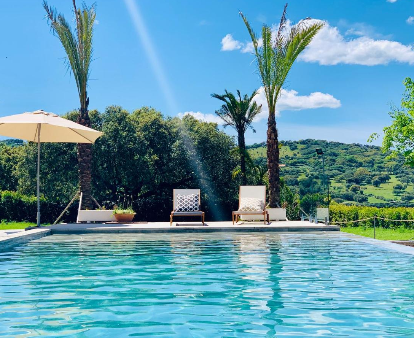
[0,191,77,223]
[350,185,360,193]
[372,177,381,187]
[330,205,414,229]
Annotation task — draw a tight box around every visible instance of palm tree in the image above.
[211,90,262,185]
[44,0,96,209]
[240,4,324,207]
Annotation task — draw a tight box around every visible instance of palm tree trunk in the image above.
[267,113,280,207]
[77,106,93,209]
[238,132,247,185]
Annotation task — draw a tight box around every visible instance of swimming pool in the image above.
[1,232,414,337]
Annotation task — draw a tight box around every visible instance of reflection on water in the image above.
[235,234,273,314]
[1,232,414,337]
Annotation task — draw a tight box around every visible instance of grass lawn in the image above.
[0,222,35,230]
[341,226,414,240]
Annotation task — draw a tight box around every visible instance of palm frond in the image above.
[241,5,324,118]
[211,89,261,133]
[44,0,96,109]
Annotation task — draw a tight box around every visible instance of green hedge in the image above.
[0,191,77,223]
[330,204,414,229]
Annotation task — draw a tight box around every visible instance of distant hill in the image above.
[247,139,414,207]
[0,139,24,147]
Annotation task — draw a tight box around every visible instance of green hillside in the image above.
[247,139,414,207]
[0,139,24,147]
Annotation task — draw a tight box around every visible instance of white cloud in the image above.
[300,22,414,65]
[223,20,414,66]
[94,19,99,25]
[342,22,391,39]
[253,87,341,121]
[278,89,341,111]
[241,39,264,53]
[407,16,414,25]
[387,0,397,3]
[180,88,340,125]
[178,111,224,125]
[221,34,242,51]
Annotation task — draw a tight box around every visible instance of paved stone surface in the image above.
[43,221,340,233]
[391,240,414,248]
[0,229,51,250]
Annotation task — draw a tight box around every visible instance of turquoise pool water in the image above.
[1,232,414,337]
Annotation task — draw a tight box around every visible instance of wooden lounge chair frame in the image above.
[232,186,269,225]
[170,189,205,226]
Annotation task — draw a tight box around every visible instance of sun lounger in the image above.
[232,185,269,225]
[170,189,205,226]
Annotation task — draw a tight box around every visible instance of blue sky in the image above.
[1,0,414,145]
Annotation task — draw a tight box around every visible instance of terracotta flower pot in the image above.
[114,213,135,223]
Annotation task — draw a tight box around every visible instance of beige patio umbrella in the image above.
[0,110,103,227]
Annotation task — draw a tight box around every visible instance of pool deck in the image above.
[43,220,340,233]
[0,228,51,249]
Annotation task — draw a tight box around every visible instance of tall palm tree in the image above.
[44,0,96,209]
[240,4,324,207]
[211,90,262,185]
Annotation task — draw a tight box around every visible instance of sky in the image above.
[1,0,414,146]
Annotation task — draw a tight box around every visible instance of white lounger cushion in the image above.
[175,193,199,212]
[239,197,264,212]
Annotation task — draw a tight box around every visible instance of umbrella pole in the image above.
[37,124,41,228]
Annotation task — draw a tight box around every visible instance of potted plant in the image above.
[113,207,136,223]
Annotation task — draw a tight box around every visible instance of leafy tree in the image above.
[4,106,239,221]
[370,78,414,167]
[402,193,414,202]
[16,142,78,203]
[0,144,21,191]
[280,178,300,220]
[353,167,370,184]
[354,193,368,203]
[350,185,360,193]
[92,106,147,203]
[300,193,326,215]
[174,115,239,220]
[44,0,97,209]
[372,177,381,187]
[393,183,405,195]
[240,4,324,207]
[211,89,261,185]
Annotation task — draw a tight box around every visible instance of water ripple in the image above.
[1,232,414,337]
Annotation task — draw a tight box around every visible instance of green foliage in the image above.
[299,193,326,216]
[350,185,360,193]
[0,106,239,222]
[44,0,95,108]
[211,89,262,185]
[371,77,414,167]
[240,6,324,116]
[280,179,300,220]
[330,204,414,229]
[113,208,135,215]
[248,139,414,207]
[211,89,261,133]
[0,191,76,223]
[0,144,21,191]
